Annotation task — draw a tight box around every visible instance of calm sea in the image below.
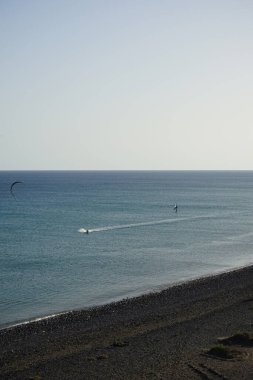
[1,171,253,328]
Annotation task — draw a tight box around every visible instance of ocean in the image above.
[1,171,253,328]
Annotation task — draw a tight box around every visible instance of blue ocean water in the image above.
[1,171,253,328]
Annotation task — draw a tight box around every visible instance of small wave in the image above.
[78,214,218,234]
[227,231,253,241]
[0,311,67,331]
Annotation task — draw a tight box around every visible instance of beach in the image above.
[1,265,253,379]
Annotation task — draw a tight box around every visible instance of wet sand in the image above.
[1,265,253,379]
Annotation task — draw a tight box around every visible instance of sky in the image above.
[0,0,253,170]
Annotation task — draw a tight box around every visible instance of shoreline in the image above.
[1,264,253,379]
[1,262,252,332]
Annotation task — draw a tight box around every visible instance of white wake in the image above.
[78,214,216,234]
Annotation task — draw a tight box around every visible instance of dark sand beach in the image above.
[1,266,253,379]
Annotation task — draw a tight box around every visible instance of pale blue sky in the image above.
[1,0,253,169]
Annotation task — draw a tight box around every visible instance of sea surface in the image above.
[1,171,253,328]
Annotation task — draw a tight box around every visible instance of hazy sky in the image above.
[0,0,253,170]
